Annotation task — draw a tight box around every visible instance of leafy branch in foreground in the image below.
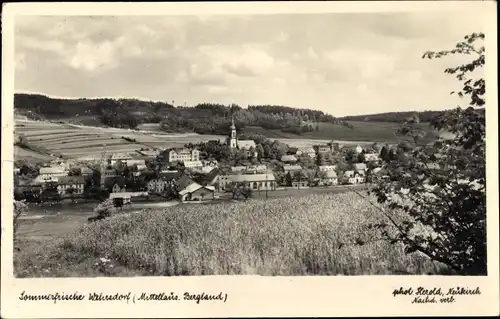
[347,32,486,275]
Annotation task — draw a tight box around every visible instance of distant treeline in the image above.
[339,109,485,123]
[14,93,352,136]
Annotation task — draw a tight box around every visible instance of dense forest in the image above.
[14,93,353,136]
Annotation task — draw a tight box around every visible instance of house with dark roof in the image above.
[174,174,195,192]
[318,170,338,186]
[203,168,220,188]
[104,176,127,193]
[57,176,86,196]
[147,171,182,193]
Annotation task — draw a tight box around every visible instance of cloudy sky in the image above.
[14,12,486,116]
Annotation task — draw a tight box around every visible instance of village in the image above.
[14,118,391,212]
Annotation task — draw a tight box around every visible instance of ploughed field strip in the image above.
[43,140,130,150]
[57,144,147,157]
[14,146,54,161]
[25,133,103,143]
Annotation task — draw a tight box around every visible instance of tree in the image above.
[263,144,272,158]
[285,172,293,187]
[68,167,82,176]
[66,187,75,203]
[40,182,61,203]
[362,33,486,275]
[113,197,124,210]
[13,200,27,250]
[357,152,366,164]
[94,198,117,219]
[380,146,389,161]
[256,144,264,158]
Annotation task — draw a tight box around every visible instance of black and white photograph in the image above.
[7,4,493,280]
[2,1,498,317]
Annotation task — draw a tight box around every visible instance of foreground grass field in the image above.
[14,192,448,277]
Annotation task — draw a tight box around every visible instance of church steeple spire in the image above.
[230,115,236,130]
[229,115,237,149]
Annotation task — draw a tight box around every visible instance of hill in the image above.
[14,93,441,144]
[339,109,485,123]
[14,192,448,277]
[14,93,348,136]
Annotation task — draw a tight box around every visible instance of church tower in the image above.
[230,116,237,149]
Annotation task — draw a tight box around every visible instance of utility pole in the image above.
[100,144,107,189]
[265,167,268,200]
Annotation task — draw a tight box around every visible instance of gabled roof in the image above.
[183,160,203,167]
[281,155,298,162]
[111,153,132,160]
[283,165,302,171]
[355,169,366,176]
[238,140,256,149]
[318,165,336,170]
[175,174,194,190]
[104,176,126,188]
[225,173,276,182]
[39,166,66,175]
[297,147,316,153]
[353,163,367,170]
[158,171,182,181]
[204,168,220,184]
[324,171,338,178]
[178,182,215,196]
[58,176,86,184]
[343,170,355,178]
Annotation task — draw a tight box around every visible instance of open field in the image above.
[14,146,55,163]
[14,120,226,162]
[14,118,439,163]
[243,121,438,144]
[14,191,448,277]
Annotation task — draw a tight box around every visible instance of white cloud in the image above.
[14,13,487,116]
[66,39,122,72]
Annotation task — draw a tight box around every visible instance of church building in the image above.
[228,117,258,158]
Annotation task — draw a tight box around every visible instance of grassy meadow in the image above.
[14,192,449,277]
[14,117,439,163]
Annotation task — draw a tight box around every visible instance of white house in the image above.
[245,165,268,174]
[296,147,316,158]
[166,148,200,163]
[342,170,365,184]
[126,159,146,167]
[218,172,276,192]
[178,183,215,202]
[313,144,331,155]
[35,166,67,183]
[353,163,367,171]
[56,176,85,196]
[318,171,338,186]
[231,166,247,173]
[364,153,379,162]
[202,160,219,168]
[80,167,94,176]
[281,155,298,163]
[318,165,337,171]
[183,160,203,169]
[283,165,302,174]
[111,153,133,166]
